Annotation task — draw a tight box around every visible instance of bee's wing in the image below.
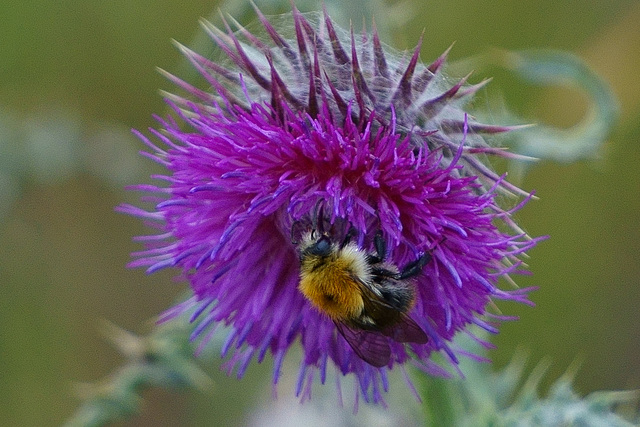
[380,313,428,344]
[334,321,391,368]
[356,282,429,345]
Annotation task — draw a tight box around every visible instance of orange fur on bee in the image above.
[298,243,369,320]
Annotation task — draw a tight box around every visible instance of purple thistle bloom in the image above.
[118,7,544,405]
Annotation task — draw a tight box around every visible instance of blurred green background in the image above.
[1,0,639,425]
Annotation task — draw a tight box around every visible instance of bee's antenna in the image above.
[316,204,326,234]
[309,199,327,235]
[340,226,357,249]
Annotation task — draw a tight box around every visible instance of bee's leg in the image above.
[367,231,386,264]
[340,226,357,249]
[397,252,432,280]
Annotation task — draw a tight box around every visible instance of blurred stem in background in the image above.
[64,303,211,427]
[453,48,619,182]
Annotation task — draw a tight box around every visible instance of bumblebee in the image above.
[298,229,431,367]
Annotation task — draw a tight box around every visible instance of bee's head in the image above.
[290,203,328,246]
[299,231,334,258]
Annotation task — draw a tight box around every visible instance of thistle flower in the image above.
[118,6,543,405]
